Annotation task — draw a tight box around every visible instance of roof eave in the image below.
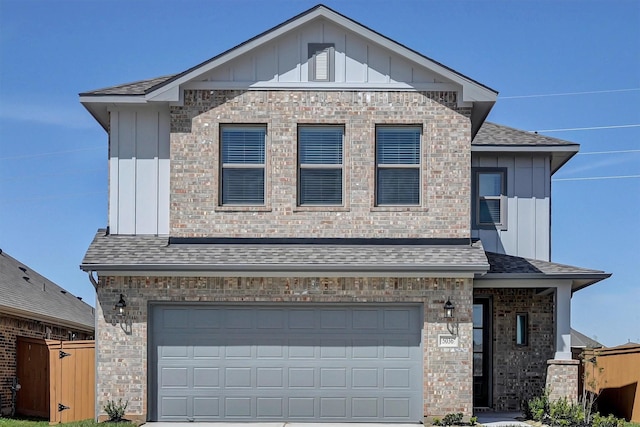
[81,262,490,277]
[471,144,580,174]
[0,305,94,333]
[478,272,611,292]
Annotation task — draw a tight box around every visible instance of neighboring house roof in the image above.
[0,250,95,332]
[571,328,603,349]
[472,122,579,173]
[80,230,489,276]
[480,251,610,292]
[80,4,497,135]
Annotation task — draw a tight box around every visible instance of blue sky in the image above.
[0,0,638,346]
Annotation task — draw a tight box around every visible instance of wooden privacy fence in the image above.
[583,344,640,423]
[16,337,95,424]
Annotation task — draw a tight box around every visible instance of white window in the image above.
[308,43,334,82]
[474,169,507,228]
[220,125,266,205]
[376,126,421,206]
[298,126,343,205]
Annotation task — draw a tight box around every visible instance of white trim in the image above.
[474,278,573,288]
[93,269,478,278]
[181,80,461,92]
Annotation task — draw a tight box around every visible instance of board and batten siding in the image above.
[196,19,451,87]
[109,106,170,235]
[471,154,551,261]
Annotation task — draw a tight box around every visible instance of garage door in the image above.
[150,304,423,422]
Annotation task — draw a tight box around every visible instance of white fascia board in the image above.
[472,145,579,154]
[79,95,147,104]
[182,81,460,92]
[90,267,482,279]
[144,7,496,104]
[474,278,574,288]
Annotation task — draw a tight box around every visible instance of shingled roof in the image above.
[0,250,94,332]
[81,230,489,275]
[482,251,610,291]
[79,75,176,97]
[473,122,578,147]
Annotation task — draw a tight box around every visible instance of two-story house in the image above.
[79,5,609,423]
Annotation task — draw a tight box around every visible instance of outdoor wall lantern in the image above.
[114,294,127,317]
[443,298,455,319]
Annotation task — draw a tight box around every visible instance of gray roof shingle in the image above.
[484,251,607,275]
[0,250,95,331]
[80,231,609,291]
[81,230,489,273]
[571,328,603,349]
[79,75,176,96]
[473,122,578,147]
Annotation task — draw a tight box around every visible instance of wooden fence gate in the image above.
[16,338,95,424]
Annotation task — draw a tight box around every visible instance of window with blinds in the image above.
[376,126,421,206]
[298,126,343,205]
[474,169,506,228]
[220,125,266,205]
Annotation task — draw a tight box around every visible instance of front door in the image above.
[473,298,491,407]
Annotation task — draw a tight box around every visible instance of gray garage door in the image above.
[150,304,423,422]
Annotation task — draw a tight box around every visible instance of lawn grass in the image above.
[0,419,136,427]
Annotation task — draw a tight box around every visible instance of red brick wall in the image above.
[0,314,92,416]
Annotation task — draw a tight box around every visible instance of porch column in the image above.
[554,282,572,360]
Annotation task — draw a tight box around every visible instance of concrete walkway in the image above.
[146,413,530,427]
[476,411,530,427]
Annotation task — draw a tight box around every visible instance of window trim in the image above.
[219,124,267,206]
[375,125,422,207]
[516,312,528,346]
[308,43,335,82]
[473,168,507,230]
[297,125,345,206]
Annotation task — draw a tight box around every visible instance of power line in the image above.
[0,191,106,202]
[553,175,640,182]
[501,88,640,99]
[534,124,640,133]
[2,168,106,182]
[0,147,103,161]
[577,150,640,156]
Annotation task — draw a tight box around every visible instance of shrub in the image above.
[592,413,625,427]
[548,396,584,427]
[432,417,442,426]
[442,412,464,426]
[104,398,129,422]
[528,391,550,422]
[470,416,478,426]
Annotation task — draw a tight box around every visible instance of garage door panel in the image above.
[257,397,283,417]
[153,304,422,422]
[193,397,219,417]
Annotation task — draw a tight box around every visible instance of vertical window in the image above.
[298,126,343,205]
[220,125,266,205]
[516,313,528,346]
[376,126,421,206]
[308,43,335,82]
[474,169,506,228]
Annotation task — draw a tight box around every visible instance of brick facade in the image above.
[0,314,92,416]
[170,90,472,239]
[95,275,474,420]
[474,288,555,411]
[546,359,580,403]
